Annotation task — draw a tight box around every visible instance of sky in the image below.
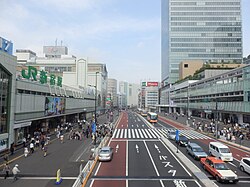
[0,0,249,84]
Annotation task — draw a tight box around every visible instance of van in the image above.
[209,142,233,162]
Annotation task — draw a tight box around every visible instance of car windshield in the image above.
[214,163,229,170]
[179,136,188,141]
[193,147,204,152]
[219,148,230,153]
[100,149,110,153]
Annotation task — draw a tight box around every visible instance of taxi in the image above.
[200,157,238,183]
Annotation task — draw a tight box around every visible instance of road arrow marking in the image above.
[135,144,139,153]
[115,144,119,153]
[154,144,161,153]
[159,155,168,160]
[168,170,176,176]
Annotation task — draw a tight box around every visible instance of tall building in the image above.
[128,83,140,108]
[161,0,242,85]
[107,78,118,108]
[139,81,159,111]
[119,81,129,107]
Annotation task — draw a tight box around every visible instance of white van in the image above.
[209,142,233,161]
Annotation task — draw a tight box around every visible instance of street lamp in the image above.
[88,71,101,123]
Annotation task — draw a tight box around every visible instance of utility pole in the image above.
[215,98,218,139]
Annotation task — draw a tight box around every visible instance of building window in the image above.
[0,66,10,135]
[184,64,188,68]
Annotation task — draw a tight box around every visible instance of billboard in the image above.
[147,82,159,87]
[45,97,65,116]
[0,37,13,55]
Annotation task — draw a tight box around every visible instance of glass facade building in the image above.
[161,0,242,85]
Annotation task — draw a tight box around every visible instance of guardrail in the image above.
[72,135,110,187]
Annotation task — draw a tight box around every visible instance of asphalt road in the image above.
[0,114,112,187]
[157,116,250,187]
[88,111,202,187]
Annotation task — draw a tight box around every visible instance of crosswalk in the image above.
[112,128,211,140]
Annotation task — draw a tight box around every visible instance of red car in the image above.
[200,157,238,183]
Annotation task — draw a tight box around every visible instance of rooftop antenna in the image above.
[55,38,57,46]
[61,40,63,46]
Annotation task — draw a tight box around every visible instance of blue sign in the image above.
[91,122,96,133]
[175,129,179,141]
[0,37,13,55]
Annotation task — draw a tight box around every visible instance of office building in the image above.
[161,0,242,85]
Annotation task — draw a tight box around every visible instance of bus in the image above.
[147,112,158,123]
[141,110,148,117]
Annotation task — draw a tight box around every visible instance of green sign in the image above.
[21,66,62,87]
[142,82,146,87]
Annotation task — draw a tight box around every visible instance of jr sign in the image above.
[21,66,62,87]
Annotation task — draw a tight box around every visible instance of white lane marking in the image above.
[132,129,135,138]
[159,139,192,176]
[228,162,237,167]
[143,141,160,176]
[194,180,203,187]
[135,129,139,138]
[143,140,165,187]
[120,129,124,138]
[138,129,144,138]
[128,129,131,138]
[152,129,161,138]
[136,144,139,153]
[126,140,128,176]
[76,140,92,161]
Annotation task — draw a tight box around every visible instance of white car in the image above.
[98,146,113,161]
[168,131,176,140]
[240,157,250,174]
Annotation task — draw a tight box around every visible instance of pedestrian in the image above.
[22,137,27,147]
[3,153,9,163]
[24,147,29,157]
[35,138,40,149]
[12,164,20,181]
[60,134,64,143]
[30,142,34,154]
[3,163,10,179]
[43,144,48,157]
[10,143,15,155]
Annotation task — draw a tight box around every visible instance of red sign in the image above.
[147,82,158,87]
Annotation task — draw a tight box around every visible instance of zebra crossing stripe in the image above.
[132,129,135,138]
[128,129,131,138]
[135,129,139,138]
[159,129,168,138]
[153,129,162,138]
[115,129,120,138]
[124,129,127,138]
[148,129,157,138]
[120,129,124,138]
[138,129,144,138]
[150,129,160,138]
[145,129,153,138]
[141,129,148,138]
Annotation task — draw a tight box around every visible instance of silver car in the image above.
[186,142,207,160]
[98,146,113,161]
[168,131,176,140]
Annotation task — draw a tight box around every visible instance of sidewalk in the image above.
[0,112,118,187]
[160,113,250,153]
